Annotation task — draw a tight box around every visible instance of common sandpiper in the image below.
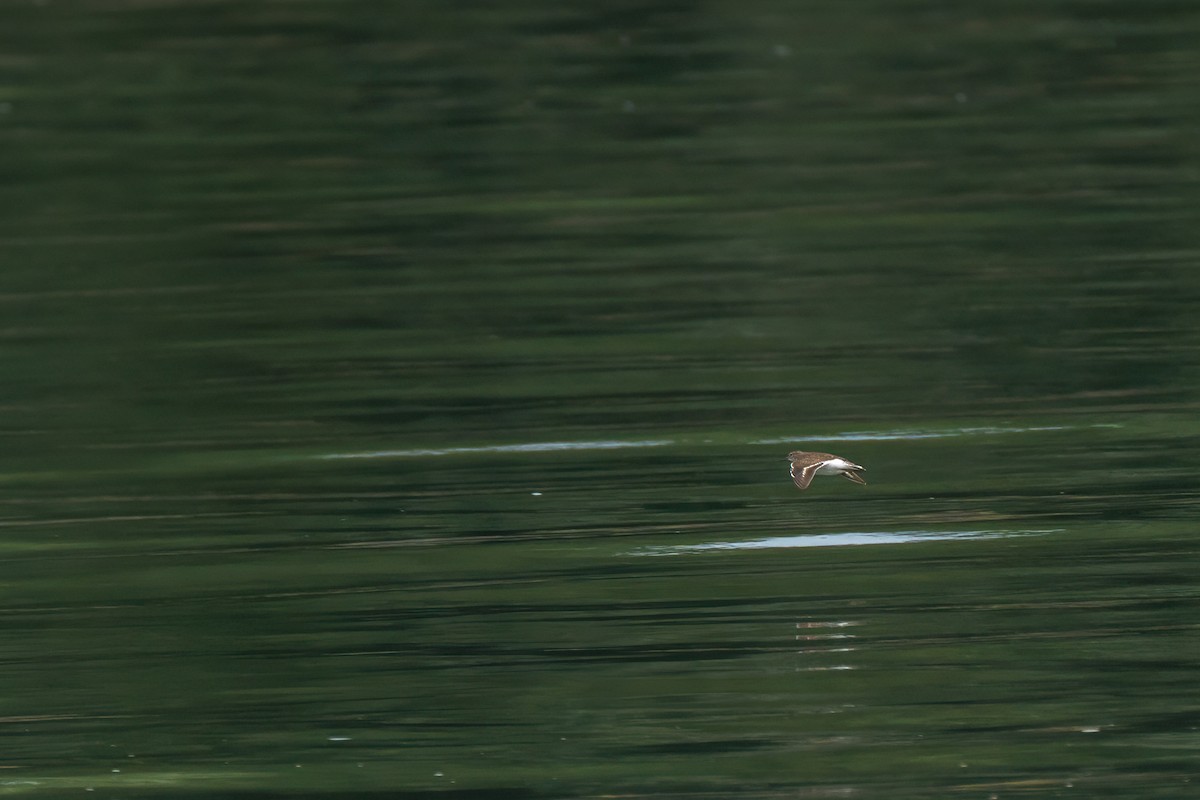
[786,451,867,492]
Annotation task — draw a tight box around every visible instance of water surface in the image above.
[2,1,1199,797]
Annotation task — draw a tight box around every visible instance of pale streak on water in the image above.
[752,423,1122,444]
[633,528,1062,555]
[316,438,674,459]
[316,423,1120,460]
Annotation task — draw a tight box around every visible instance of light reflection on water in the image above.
[754,423,1122,444]
[316,438,674,459]
[316,422,1120,460]
[635,528,1061,555]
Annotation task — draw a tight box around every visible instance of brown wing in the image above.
[791,461,821,491]
[841,470,867,486]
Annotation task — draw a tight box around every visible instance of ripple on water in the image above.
[632,528,1061,556]
[316,438,674,459]
[315,423,1120,460]
[753,423,1120,444]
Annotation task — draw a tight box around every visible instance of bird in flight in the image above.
[787,451,867,492]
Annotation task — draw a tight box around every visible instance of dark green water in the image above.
[2,1,1199,797]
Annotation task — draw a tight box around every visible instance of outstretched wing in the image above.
[791,461,820,491]
[841,470,867,486]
